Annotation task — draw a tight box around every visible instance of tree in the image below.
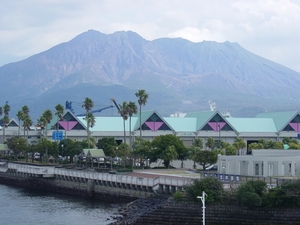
[132,137,152,168]
[6,137,27,161]
[16,110,23,137]
[82,97,94,149]
[97,137,117,157]
[289,142,300,149]
[151,134,185,168]
[118,101,129,151]
[194,150,217,170]
[41,109,53,162]
[162,145,178,168]
[186,177,224,203]
[127,101,137,152]
[23,114,33,141]
[236,180,266,207]
[225,145,237,155]
[188,145,202,169]
[248,142,264,153]
[58,139,83,164]
[193,138,204,149]
[82,135,96,148]
[233,137,246,155]
[54,103,64,142]
[205,137,215,150]
[187,138,204,169]
[21,105,30,137]
[1,101,10,143]
[135,89,149,143]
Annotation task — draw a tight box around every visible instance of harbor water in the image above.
[0,184,123,225]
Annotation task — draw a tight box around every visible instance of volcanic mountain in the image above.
[0,29,299,121]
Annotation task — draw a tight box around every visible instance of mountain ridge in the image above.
[0,29,299,121]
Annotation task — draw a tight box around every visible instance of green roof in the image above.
[185,111,217,130]
[164,117,197,132]
[82,149,106,157]
[226,118,277,132]
[133,111,154,130]
[48,110,300,135]
[78,116,138,132]
[0,144,8,151]
[255,111,298,131]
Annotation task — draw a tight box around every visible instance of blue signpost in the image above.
[52,131,63,140]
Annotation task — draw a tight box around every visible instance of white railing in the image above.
[7,163,193,188]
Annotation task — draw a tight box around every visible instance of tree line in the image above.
[180,176,300,208]
[1,89,300,168]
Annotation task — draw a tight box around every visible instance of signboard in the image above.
[298,133,300,140]
[52,131,63,140]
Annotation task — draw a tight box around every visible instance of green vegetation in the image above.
[185,176,224,203]
[184,178,300,208]
[1,91,300,170]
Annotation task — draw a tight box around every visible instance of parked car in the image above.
[205,164,218,170]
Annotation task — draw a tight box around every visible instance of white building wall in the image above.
[218,150,300,177]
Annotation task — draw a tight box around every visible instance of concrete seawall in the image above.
[0,162,194,202]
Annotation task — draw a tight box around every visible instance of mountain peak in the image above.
[0,30,299,121]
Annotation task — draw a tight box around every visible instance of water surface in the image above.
[0,184,122,225]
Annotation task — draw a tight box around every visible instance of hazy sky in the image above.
[1,0,299,72]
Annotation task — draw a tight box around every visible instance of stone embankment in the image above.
[110,197,300,225]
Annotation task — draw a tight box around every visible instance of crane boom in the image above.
[110,98,121,112]
[76,105,113,116]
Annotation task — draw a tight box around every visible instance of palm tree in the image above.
[42,109,53,162]
[188,145,201,169]
[119,101,129,150]
[23,114,33,141]
[135,89,149,143]
[85,112,96,149]
[54,104,64,142]
[16,110,23,137]
[2,102,10,143]
[21,105,29,137]
[0,107,2,143]
[82,97,94,149]
[127,101,138,152]
[21,105,29,115]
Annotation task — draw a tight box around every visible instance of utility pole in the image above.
[197,191,207,225]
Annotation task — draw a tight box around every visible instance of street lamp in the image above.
[218,124,221,148]
[197,191,207,225]
[61,144,64,164]
[116,146,118,165]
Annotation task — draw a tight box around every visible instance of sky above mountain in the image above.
[0,0,299,72]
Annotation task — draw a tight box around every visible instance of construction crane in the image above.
[65,101,113,116]
[110,98,123,116]
[76,105,114,116]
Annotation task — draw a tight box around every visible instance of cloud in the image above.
[0,0,299,72]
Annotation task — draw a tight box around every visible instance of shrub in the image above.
[240,192,262,207]
[173,191,184,202]
[185,177,224,203]
[246,180,267,197]
[262,187,289,208]
[236,183,255,204]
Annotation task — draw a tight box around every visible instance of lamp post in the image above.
[116,146,118,166]
[197,191,207,225]
[61,144,64,164]
[218,124,221,148]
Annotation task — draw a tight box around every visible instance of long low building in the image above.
[218,149,300,177]
[1,110,300,152]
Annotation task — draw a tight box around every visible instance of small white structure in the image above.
[218,150,300,177]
